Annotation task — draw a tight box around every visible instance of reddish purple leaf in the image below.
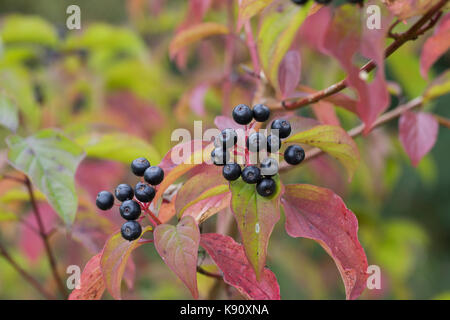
[278,50,301,99]
[69,253,105,300]
[154,216,200,299]
[200,233,280,300]
[398,111,439,166]
[420,13,450,78]
[311,100,341,125]
[282,184,368,300]
[189,83,209,116]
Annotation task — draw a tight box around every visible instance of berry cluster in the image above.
[291,0,363,5]
[211,104,305,197]
[95,157,164,241]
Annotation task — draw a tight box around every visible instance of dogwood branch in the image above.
[280,0,448,110]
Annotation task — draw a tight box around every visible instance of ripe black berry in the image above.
[271,119,292,139]
[252,104,270,122]
[314,0,332,4]
[119,200,141,220]
[214,128,237,149]
[211,148,230,166]
[232,104,253,125]
[284,145,305,165]
[115,184,134,202]
[291,0,309,4]
[131,157,150,176]
[144,166,164,185]
[135,182,155,203]
[96,191,114,210]
[222,163,241,181]
[256,178,276,197]
[121,221,142,241]
[260,157,279,176]
[267,134,281,153]
[246,132,267,152]
[241,166,261,184]
[347,0,363,3]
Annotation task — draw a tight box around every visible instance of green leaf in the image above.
[1,15,58,47]
[0,93,19,132]
[230,175,282,280]
[177,184,229,219]
[100,226,152,300]
[284,125,360,180]
[75,133,160,165]
[7,129,85,225]
[423,70,450,102]
[257,2,311,92]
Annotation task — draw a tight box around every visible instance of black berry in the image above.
[144,166,164,185]
[222,163,241,181]
[214,128,237,149]
[115,184,134,202]
[232,104,253,125]
[119,200,141,220]
[121,221,142,241]
[284,145,305,165]
[131,157,150,176]
[291,0,309,4]
[135,182,155,203]
[211,148,230,166]
[314,0,332,4]
[252,104,270,122]
[241,166,261,184]
[267,134,281,153]
[256,178,276,197]
[246,132,267,152]
[260,157,279,176]
[271,119,292,139]
[96,191,114,210]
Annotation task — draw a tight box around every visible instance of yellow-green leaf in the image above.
[238,0,273,29]
[100,226,152,300]
[169,23,229,58]
[284,125,360,180]
[423,70,450,102]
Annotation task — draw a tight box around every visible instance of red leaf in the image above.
[281,184,368,300]
[398,111,439,166]
[200,233,280,300]
[69,253,105,300]
[420,13,450,78]
[154,216,200,299]
[278,50,301,99]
